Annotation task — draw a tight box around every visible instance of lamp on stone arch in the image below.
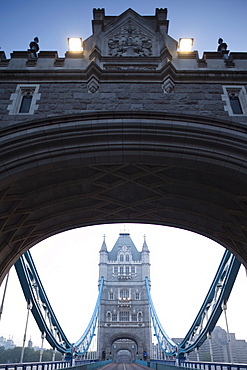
[179,38,194,52]
[67,37,83,51]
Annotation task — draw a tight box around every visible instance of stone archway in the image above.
[106,335,142,362]
[1,111,247,283]
[116,349,132,363]
[112,339,137,362]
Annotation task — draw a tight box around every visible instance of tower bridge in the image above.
[13,230,240,362]
[0,6,247,362]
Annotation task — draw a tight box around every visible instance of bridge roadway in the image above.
[100,363,148,370]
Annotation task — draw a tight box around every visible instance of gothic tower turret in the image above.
[99,235,108,279]
[141,235,150,280]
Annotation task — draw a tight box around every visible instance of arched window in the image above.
[138,312,142,322]
[107,312,111,321]
[120,289,129,299]
[125,254,129,262]
[120,254,124,262]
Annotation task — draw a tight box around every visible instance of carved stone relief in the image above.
[108,20,153,57]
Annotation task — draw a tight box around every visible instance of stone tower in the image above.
[97,230,151,362]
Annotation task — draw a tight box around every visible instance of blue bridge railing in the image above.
[180,360,247,370]
[0,361,70,370]
[148,360,247,370]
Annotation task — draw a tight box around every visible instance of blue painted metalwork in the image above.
[146,250,241,356]
[145,277,177,356]
[15,248,240,359]
[74,276,104,355]
[179,250,241,354]
[0,359,112,370]
[15,251,104,356]
[180,360,247,370]
[0,360,70,370]
[148,360,247,370]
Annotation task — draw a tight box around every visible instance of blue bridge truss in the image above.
[15,251,103,356]
[146,250,241,357]
[14,248,240,358]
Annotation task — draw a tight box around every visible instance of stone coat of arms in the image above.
[108,21,152,57]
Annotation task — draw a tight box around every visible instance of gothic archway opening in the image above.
[116,349,132,363]
[112,338,137,362]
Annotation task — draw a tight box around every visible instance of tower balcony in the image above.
[117,273,132,280]
[118,297,131,308]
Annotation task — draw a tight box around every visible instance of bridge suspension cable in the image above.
[146,250,241,357]
[15,251,104,356]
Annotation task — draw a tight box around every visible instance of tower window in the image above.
[120,266,124,274]
[221,86,247,116]
[135,292,140,300]
[125,254,129,262]
[125,266,130,274]
[132,314,137,321]
[119,311,130,321]
[120,289,129,299]
[120,254,124,262]
[109,292,114,300]
[8,84,41,115]
[112,313,117,321]
[229,94,243,114]
[131,266,135,274]
[19,92,33,113]
[113,266,118,274]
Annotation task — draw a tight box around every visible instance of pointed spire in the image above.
[100,234,107,252]
[142,234,149,251]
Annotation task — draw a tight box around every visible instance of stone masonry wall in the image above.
[1,81,246,128]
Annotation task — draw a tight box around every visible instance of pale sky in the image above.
[0,224,246,349]
[1,0,247,59]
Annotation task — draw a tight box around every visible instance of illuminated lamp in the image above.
[179,38,194,52]
[67,37,83,51]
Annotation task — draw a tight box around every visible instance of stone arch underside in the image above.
[109,334,140,349]
[1,110,247,282]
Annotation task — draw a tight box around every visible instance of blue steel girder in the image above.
[15,251,104,356]
[15,251,71,353]
[178,250,241,354]
[145,277,177,356]
[74,277,104,356]
[146,250,241,357]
